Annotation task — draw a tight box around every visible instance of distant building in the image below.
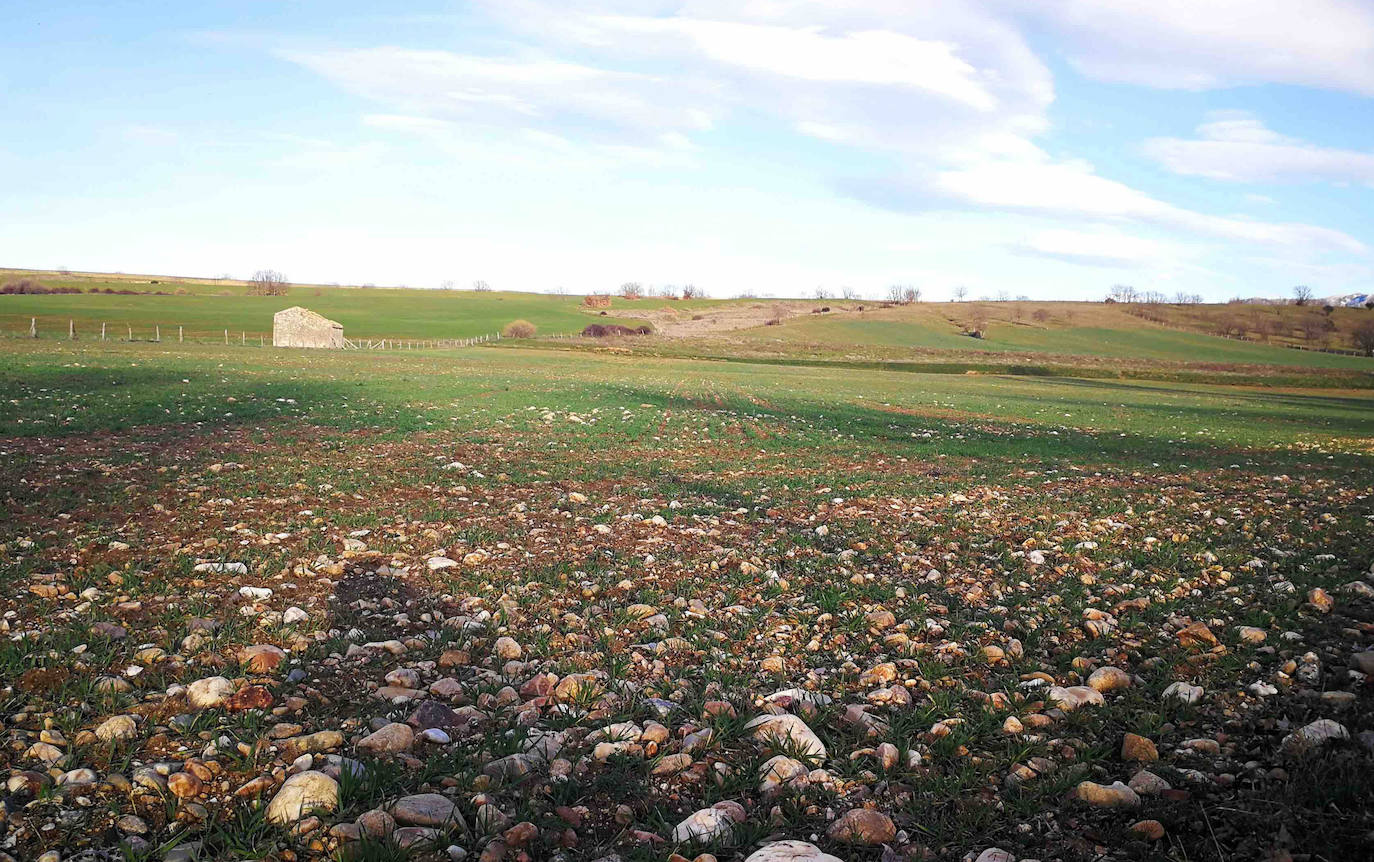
[273,306,343,349]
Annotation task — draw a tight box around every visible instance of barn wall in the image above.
[273,310,344,349]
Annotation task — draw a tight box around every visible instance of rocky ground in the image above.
[2,416,1372,862]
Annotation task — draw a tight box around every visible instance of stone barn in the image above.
[273,306,344,349]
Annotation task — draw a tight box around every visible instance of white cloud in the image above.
[397,0,1056,161]
[281,2,1369,276]
[845,143,1368,255]
[1144,111,1374,186]
[1009,227,1175,268]
[280,46,716,149]
[1010,0,1374,95]
[599,17,998,110]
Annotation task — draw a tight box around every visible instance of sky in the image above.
[3,0,1373,301]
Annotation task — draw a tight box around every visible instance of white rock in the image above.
[671,801,746,843]
[745,713,827,760]
[95,715,138,742]
[745,841,844,862]
[1048,685,1104,711]
[1283,719,1349,754]
[1162,682,1204,704]
[238,586,272,600]
[186,676,234,710]
[266,770,339,824]
[758,755,809,792]
[283,606,309,625]
[196,562,248,575]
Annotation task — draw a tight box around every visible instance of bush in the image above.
[502,319,536,338]
[1,279,83,295]
[581,323,653,338]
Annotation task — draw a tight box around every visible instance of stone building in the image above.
[273,306,344,349]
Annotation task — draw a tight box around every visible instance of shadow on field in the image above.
[610,383,1374,479]
[1007,376,1374,438]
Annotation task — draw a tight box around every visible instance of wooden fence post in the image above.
[127,325,132,341]
[224,329,228,345]
[155,325,160,342]
[69,319,75,339]
[30,318,36,338]
[101,322,106,341]
[179,326,183,343]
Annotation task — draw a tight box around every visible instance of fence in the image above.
[7,318,594,348]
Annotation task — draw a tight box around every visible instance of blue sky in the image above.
[3,0,1373,300]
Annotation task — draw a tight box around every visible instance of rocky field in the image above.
[1,341,1372,862]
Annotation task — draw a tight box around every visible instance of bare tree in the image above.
[1292,285,1314,305]
[472,280,491,292]
[1352,320,1374,356]
[1299,315,1327,344]
[1109,284,1139,303]
[903,286,921,304]
[248,269,289,296]
[681,284,704,299]
[952,285,968,302]
[814,286,831,300]
[619,282,643,298]
[439,280,456,291]
[840,286,858,300]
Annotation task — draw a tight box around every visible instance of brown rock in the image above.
[227,685,274,712]
[1130,820,1165,841]
[240,644,287,673]
[168,771,203,798]
[1121,733,1159,762]
[826,808,896,845]
[1177,622,1218,649]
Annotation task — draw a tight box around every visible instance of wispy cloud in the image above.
[1145,111,1374,187]
[1009,0,1374,96]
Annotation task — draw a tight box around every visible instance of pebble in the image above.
[357,722,415,755]
[1076,780,1141,808]
[393,793,463,827]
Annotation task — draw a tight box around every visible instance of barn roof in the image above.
[274,306,342,327]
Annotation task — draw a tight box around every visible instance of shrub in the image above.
[1,279,83,295]
[502,319,537,338]
[582,323,652,338]
[248,269,289,296]
[1352,320,1374,356]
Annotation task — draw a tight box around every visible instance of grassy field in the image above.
[1,335,1372,862]
[0,268,721,341]
[5,269,1373,377]
[707,302,1374,371]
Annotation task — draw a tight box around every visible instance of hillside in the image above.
[3,268,1372,381]
[0,268,719,341]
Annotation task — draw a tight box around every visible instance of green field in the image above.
[0,270,728,341]
[720,305,1374,372]
[2,318,1373,862]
